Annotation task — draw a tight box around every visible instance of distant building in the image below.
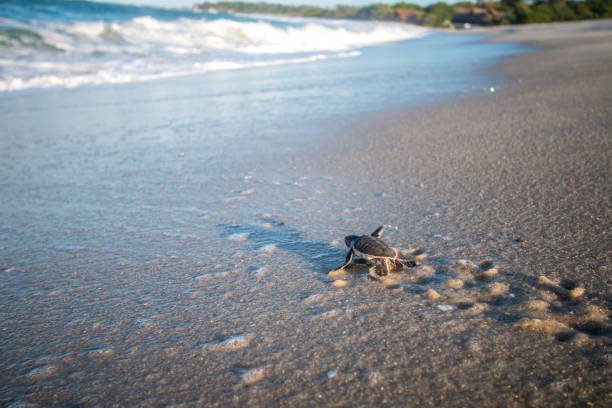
[396,8,422,23]
[452,7,494,25]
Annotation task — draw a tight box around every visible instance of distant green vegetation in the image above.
[196,0,612,27]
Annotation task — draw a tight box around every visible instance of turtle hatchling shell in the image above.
[354,236,396,257]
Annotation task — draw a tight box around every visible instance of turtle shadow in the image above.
[219,218,346,275]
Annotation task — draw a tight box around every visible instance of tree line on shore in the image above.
[195,0,612,27]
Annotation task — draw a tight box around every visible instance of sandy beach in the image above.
[1,19,611,407]
[275,19,612,406]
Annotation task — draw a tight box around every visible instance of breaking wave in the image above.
[0,0,428,92]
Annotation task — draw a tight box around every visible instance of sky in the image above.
[100,0,435,9]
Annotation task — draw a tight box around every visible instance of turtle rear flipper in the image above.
[372,259,389,276]
[368,265,381,280]
[394,249,416,268]
[401,259,417,268]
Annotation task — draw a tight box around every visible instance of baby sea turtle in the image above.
[338,225,415,278]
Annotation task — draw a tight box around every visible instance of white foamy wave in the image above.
[0,15,428,92]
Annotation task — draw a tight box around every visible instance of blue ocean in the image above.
[1,0,525,106]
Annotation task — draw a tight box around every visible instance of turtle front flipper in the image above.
[370,225,385,238]
[338,249,354,270]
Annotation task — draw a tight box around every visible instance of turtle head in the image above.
[344,235,359,248]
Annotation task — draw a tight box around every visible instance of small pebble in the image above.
[523,300,550,311]
[328,269,348,279]
[480,268,498,279]
[572,333,592,347]
[327,370,337,378]
[457,259,476,268]
[538,290,557,302]
[445,279,464,289]
[382,277,401,287]
[419,265,436,274]
[436,304,454,311]
[464,302,488,315]
[488,282,509,297]
[538,275,557,287]
[333,279,348,288]
[424,289,441,300]
[516,318,571,335]
[569,287,585,299]
[583,305,608,322]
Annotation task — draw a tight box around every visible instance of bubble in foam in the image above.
[202,334,255,352]
[320,309,341,319]
[304,293,324,304]
[258,244,277,253]
[224,196,247,203]
[195,271,231,280]
[228,233,249,242]
[342,207,363,214]
[249,221,274,229]
[255,266,269,277]
[88,347,115,358]
[241,365,270,385]
[26,365,57,380]
[285,198,305,206]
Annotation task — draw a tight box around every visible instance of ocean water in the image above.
[1,0,430,91]
[0,1,541,406]
[0,0,525,97]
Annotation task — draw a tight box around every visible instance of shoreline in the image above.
[309,19,612,288]
[263,18,611,405]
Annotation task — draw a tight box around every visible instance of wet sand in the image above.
[294,19,612,406]
[2,21,611,407]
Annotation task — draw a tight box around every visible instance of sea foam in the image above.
[0,7,428,92]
